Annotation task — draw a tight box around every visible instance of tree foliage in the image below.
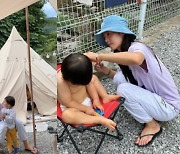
[0,1,56,55]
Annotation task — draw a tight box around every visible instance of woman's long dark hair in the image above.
[114,34,138,85]
[114,34,162,86]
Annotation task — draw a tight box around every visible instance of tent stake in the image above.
[25,7,37,148]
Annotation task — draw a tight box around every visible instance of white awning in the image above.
[0,0,39,20]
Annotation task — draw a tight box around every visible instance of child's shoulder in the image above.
[57,71,64,83]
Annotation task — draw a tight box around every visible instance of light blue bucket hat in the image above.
[95,15,136,47]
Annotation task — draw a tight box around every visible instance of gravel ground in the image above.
[58,15,180,154]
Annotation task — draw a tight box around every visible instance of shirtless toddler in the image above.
[58,53,120,131]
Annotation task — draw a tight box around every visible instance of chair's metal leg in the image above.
[58,129,66,142]
[115,126,123,141]
[94,128,109,154]
[57,121,69,142]
[86,128,117,138]
[110,106,120,120]
[109,106,123,140]
[62,123,81,154]
[95,105,123,153]
[93,126,123,153]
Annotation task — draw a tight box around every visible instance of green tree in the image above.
[0,0,56,55]
[43,17,57,53]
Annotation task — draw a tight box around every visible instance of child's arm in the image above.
[86,80,104,111]
[58,72,97,116]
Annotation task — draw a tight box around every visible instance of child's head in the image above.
[3,96,15,109]
[61,53,92,85]
[95,15,136,49]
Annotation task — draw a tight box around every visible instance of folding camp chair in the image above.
[57,97,125,154]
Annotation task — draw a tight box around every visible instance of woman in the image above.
[85,15,180,146]
[0,119,37,153]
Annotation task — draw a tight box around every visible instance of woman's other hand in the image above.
[95,62,110,75]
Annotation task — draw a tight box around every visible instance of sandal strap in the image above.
[140,133,154,138]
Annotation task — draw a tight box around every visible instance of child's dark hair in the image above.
[5,96,15,107]
[114,34,161,86]
[61,53,93,85]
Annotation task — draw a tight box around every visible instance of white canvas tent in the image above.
[0,27,56,123]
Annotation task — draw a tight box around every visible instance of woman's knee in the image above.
[116,83,131,95]
[113,71,127,87]
[15,119,24,130]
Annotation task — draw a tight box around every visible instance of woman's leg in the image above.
[15,119,27,141]
[117,83,178,123]
[15,119,37,153]
[0,122,7,143]
[113,70,128,87]
[116,82,178,145]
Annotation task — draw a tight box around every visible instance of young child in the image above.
[57,53,120,131]
[0,96,20,154]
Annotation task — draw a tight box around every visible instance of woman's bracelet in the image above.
[106,68,111,76]
[95,53,100,62]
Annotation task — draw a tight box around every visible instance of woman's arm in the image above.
[85,52,145,66]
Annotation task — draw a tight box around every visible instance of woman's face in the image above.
[103,31,124,50]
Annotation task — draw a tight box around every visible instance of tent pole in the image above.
[25,7,37,148]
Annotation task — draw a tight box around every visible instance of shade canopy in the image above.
[0,0,39,20]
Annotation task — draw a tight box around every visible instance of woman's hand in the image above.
[95,62,111,76]
[84,52,98,62]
